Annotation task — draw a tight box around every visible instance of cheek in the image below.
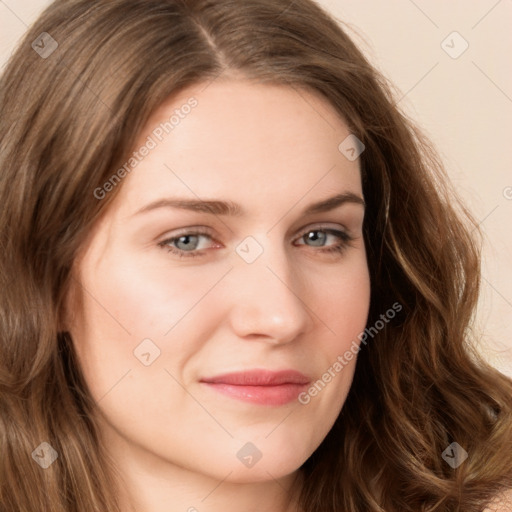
[69,249,232,400]
[301,254,370,408]
[317,254,371,353]
[75,246,224,344]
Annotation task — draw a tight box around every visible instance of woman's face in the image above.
[66,78,370,485]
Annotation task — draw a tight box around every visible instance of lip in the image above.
[200,369,310,406]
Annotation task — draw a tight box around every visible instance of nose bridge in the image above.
[227,234,313,342]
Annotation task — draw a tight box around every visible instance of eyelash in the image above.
[158,225,354,259]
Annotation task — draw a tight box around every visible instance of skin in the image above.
[65,78,371,512]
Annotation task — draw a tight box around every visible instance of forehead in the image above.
[111,79,362,216]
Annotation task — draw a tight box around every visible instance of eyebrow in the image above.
[133,192,365,218]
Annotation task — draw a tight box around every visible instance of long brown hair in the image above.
[1,1,511,510]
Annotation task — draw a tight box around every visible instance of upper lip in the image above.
[200,369,310,386]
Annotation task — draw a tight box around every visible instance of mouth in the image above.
[199,369,310,406]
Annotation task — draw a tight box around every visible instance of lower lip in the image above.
[202,382,308,406]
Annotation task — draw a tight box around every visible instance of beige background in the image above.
[1,0,511,375]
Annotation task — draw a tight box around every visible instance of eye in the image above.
[294,226,354,255]
[158,225,354,259]
[158,228,217,259]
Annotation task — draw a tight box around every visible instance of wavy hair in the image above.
[1,0,511,510]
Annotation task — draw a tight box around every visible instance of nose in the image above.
[227,241,314,345]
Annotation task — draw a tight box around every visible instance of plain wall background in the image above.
[1,0,511,376]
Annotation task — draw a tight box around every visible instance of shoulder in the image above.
[483,489,512,512]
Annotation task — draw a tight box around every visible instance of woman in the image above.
[0,0,511,511]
